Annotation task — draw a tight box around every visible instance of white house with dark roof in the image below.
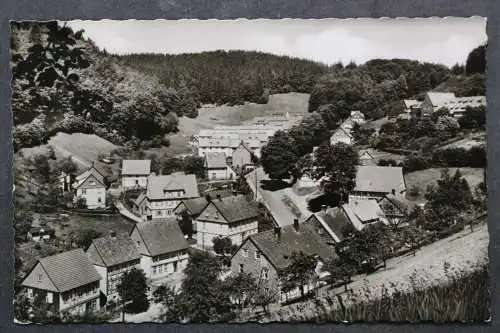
[86,232,141,302]
[232,141,254,170]
[349,165,406,201]
[204,152,235,180]
[419,92,486,118]
[21,249,102,317]
[121,159,151,189]
[196,194,260,249]
[140,172,200,220]
[330,124,355,146]
[129,219,189,281]
[73,164,107,209]
[341,199,388,231]
[402,99,422,114]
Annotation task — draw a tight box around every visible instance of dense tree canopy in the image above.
[313,143,359,200]
[465,44,486,76]
[260,131,300,180]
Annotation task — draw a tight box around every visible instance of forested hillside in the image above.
[11,22,193,151]
[10,21,486,151]
[115,51,328,106]
[307,58,485,128]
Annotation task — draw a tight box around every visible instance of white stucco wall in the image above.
[76,187,106,209]
[122,176,148,189]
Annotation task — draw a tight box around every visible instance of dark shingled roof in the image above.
[34,249,101,292]
[249,222,337,270]
[180,197,209,216]
[211,195,260,223]
[89,233,141,267]
[134,219,189,257]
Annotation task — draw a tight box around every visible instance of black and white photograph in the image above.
[11,18,489,324]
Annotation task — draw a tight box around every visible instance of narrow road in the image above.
[115,201,143,224]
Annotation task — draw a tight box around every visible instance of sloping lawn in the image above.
[405,167,484,203]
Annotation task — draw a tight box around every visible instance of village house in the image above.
[349,165,406,201]
[350,110,366,124]
[305,199,387,243]
[121,159,151,189]
[204,152,235,180]
[358,150,376,166]
[402,99,422,114]
[21,249,102,317]
[86,232,141,303]
[377,193,415,226]
[342,199,388,231]
[73,164,107,209]
[196,194,260,249]
[330,126,354,146]
[419,92,486,118]
[137,172,199,220]
[27,226,55,242]
[129,219,189,281]
[230,219,336,302]
[173,197,210,232]
[232,141,253,170]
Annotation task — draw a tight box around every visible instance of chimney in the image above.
[110,231,116,239]
[216,193,222,200]
[274,226,281,242]
[391,189,396,195]
[321,205,327,214]
[293,218,299,232]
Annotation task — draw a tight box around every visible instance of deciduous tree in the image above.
[117,268,149,314]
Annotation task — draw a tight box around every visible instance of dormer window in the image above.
[37,273,43,282]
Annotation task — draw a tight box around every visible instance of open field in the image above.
[405,167,485,203]
[19,132,120,176]
[154,92,310,157]
[439,131,486,150]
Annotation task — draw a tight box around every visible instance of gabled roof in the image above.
[358,150,375,160]
[133,219,189,257]
[122,160,151,176]
[22,249,101,292]
[205,152,227,169]
[379,193,415,216]
[177,197,209,216]
[73,165,106,189]
[134,192,147,207]
[247,222,337,270]
[88,233,141,267]
[426,92,456,107]
[342,199,386,231]
[353,166,406,194]
[312,207,351,242]
[146,173,199,200]
[204,195,260,224]
[403,99,422,109]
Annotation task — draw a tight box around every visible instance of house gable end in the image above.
[21,262,59,292]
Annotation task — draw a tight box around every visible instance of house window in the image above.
[242,249,249,257]
[89,181,95,185]
[135,179,139,185]
[255,251,261,259]
[98,197,102,203]
[153,266,157,275]
[318,228,323,235]
[156,211,161,216]
[81,189,87,195]
[37,273,43,282]
[262,268,268,280]
[239,264,244,273]
[46,292,53,304]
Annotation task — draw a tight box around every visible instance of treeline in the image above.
[115,51,328,106]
